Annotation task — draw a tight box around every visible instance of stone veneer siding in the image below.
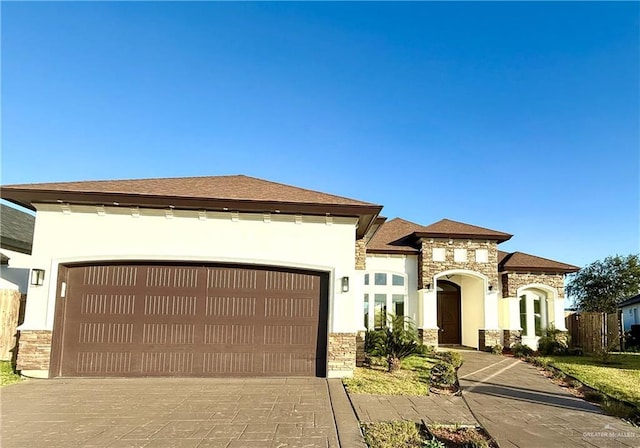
[355,239,366,270]
[328,333,356,375]
[418,328,439,347]
[502,272,565,298]
[17,330,52,372]
[503,329,522,348]
[478,329,502,351]
[418,239,499,290]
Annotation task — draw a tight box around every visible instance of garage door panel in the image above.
[58,264,327,377]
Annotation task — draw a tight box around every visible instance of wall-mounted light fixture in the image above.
[426,283,432,290]
[341,276,349,293]
[30,269,45,286]
[488,284,494,292]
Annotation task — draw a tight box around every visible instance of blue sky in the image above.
[1,2,638,269]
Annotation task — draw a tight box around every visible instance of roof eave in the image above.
[413,231,513,243]
[1,188,383,239]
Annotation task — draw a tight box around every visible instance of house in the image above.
[0,203,35,292]
[0,175,579,379]
[618,294,640,332]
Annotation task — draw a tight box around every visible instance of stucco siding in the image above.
[23,204,359,334]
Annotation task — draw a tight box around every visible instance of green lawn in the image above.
[537,354,640,406]
[343,355,435,395]
[0,361,23,387]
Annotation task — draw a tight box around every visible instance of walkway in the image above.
[458,351,640,448]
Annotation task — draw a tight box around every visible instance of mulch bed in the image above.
[426,425,497,447]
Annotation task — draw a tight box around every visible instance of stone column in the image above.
[418,289,438,347]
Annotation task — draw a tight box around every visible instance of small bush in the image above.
[491,344,503,355]
[364,330,386,357]
[601,398,638,421]
[583,389,604,403]
[511,343,534,358]
[433,351,462,368]
[423,439,446,448]
[537,325,569,356]
[430,361,457,386]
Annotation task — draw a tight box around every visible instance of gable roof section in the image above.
[0,204,35,254]
[618,294,640,308]
[414,219,512,243]
[367,218,424,254]
[499,251,579,273]
[0,175,383,239]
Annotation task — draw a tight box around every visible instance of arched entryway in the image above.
[437,280,461,345]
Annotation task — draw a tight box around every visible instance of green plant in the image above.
[364,329,386,357]
[433,350,462,368]
[430,361,456,386]
[537,325,569,356]
[601,398,638,420]
[582,389,604,403]
[491,344,503,355]
[368,314,424,372]
[0,362,23,387]
[423,439,446,448]
[511,342,534,358]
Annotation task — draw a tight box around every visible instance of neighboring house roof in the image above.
[0,175,383,239]
[0,204,35,255]
[414,219,512,243]
[618,294,640,308]
[367,218,424,254]
[499,251,579,273]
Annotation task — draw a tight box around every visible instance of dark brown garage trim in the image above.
[50,262,329,378]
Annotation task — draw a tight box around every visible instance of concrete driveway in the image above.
[1,377,344,448]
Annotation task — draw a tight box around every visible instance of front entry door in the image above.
[437,280,461,345]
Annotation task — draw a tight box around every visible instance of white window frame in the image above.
[363,270,408,329]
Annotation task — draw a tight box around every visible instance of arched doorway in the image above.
[437,280,461,345]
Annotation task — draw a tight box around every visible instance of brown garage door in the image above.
[51,263,328,377]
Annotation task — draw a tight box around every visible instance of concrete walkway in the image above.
[1,377,349,448]
[458,351,640,448]
[349,393,476,426]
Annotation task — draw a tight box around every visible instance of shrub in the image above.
[491,344,503,355]
[537,325,569,356]
[433,351,462,368]
[511,342,534,358]
[582,389,604,403]
[430,361,456,386]
[367,315,424,372]
[364,329,386,357]
[423,439,446,448]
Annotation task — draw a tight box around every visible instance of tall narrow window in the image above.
[392,294,405,317]
[364,294,369,329]
[364,274,369,285]
[374,294,386,329]
[519,295,527,334]
[534,298,542,336]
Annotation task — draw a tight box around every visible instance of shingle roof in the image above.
[499,251,579,273]
[415,219,512,242]
[0,204,35,254]
[366,218,424,253]
[618,294,640,308]
[2,175,375,206]
[1,175,383,239]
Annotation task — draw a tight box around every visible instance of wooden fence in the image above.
[565,311,622,353]
[0,289,26,361]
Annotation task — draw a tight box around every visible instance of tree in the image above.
[567,254,640,313]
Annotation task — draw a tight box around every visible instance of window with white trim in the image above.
[363,271,408,329]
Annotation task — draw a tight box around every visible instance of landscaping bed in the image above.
[527,354,640,423]
[343,355,434,395]
[361,421,496,448]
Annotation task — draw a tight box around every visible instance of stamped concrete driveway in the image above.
[1,377,341,448]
